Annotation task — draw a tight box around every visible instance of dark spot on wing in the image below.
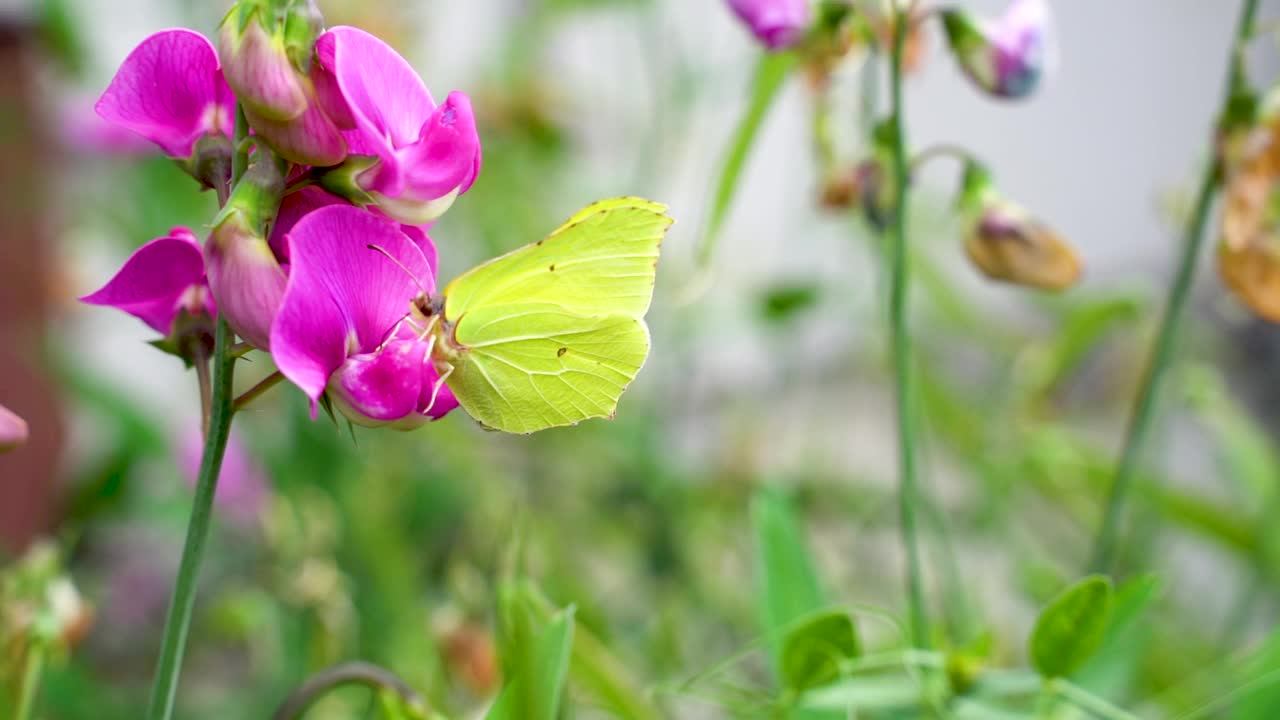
[557,347,568,357]
[549,264,556,272]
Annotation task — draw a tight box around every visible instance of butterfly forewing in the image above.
[442,198,671,322]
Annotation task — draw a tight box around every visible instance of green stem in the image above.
[144,107,250,720]
[1051,679,1142,720]
[14,642,46,720]
[233,371,285,412]
[1087,0,1260,574]
[145,318,237,720]
[886,3,930,649]
[271,662,429,720]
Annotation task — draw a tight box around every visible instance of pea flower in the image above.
[941,0,1051,100]
[270,205,458,427]
[726,0,811,51]
[0,403,28,453]
[313,26,482,225]
[958,163,1080,290]
[80,228,217,344]
[1220,117,1280,321]
[219,1,347,166]
[96,29,235,173]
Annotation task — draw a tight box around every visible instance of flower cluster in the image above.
[719,0,1076,291]
[82,0,480,428]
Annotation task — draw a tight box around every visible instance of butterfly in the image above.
[424,197,673,434]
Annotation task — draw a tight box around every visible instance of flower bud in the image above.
[220,1,346,166]
[219,11,308,121]
[941,0,1051,100]
[958,162,1080,290]
[0,403,28,453]
[206,160,287,349]
[726,0,812,51]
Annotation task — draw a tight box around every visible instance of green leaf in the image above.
[780,609,860,692]
[522,587,664,720]
[488,604,576,720]
[753,487,825,666]
[697,51,798,267]
[1075,574,1161,697]
[1029,575,1114,678]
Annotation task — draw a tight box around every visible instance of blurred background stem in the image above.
[1088,0,1260,575]
[887,1,930,649]
[144,108,250,720]
[14,641,46,720]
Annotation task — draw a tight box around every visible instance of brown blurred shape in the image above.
[0,19,64,554]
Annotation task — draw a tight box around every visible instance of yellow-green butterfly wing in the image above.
[439,198,673,434]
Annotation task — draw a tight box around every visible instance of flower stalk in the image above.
[144,107,251,720]
[886,1,930,649]
[1088,0,1261,574]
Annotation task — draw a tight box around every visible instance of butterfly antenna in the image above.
[366,243,429,295]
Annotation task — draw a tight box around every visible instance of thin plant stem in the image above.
[271,662,429,720]
[145,316,237,720]
[14,641,46,720]
[1051,679,1142,720]
[144,107,251,720]
[886,2,930,649]
[233,371,285,412]
[1087,0,1260,574]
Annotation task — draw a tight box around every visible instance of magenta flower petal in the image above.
[417,357,458,419]
[0,403,28,453]
[95,29,234,158]
[270,186,346,262]
[314,26,434,159]
[270,205,435,408]
[81,228,212,335]
[331,339,428,424]
[727,0,811,51]
[392,92,481,199]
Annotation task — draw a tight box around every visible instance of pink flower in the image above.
[180,428,268,526]
[941,0,1052,99]
[80,228,215,337]
[95,29,235,159]
[270,205,457,428]
[313,27,481,225]
[726,0,811,51]
[0,403,28,453]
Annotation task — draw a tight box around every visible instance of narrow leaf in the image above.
[487,604,576,720]
[697,51,797,267]
[753,487,825,667]
[1030,575,1114,678]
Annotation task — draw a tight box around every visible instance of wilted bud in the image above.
[1219,116,1280,321]
[726,0,812,51]
[958,162,1080,290]
[206,160,287,349]
[220,0,345,166]
[941,0,1051,100]
[0,403,28,453]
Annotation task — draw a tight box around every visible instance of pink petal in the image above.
[271,186,347,262]
[398,91,482,199]
[95,29,234,158]
[270,205,435,409]
[0,403,28,453]
[81,228,209,335]
[180,427,268,526]
[331,339,428,423]
[314,26,434,160]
